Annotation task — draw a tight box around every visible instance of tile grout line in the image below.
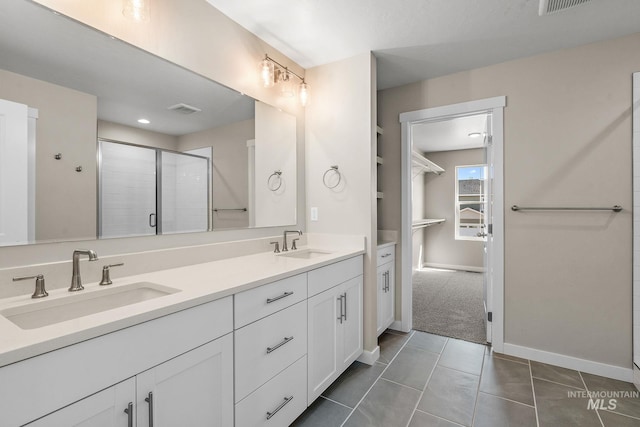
[319,395,353,411]
[477,392,536,409]
[403,337,447,427]
[413,408,467,427]
[339,330,416,427]
[532,375,586,391]
[528,359,541,427]
[579,370,605,427]
[470,344,487,426]
[379,376,425,392]
[600,409,640,422]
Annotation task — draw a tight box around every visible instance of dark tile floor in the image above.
[292,330,640,427]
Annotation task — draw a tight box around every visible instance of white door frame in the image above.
[399,96,506,352]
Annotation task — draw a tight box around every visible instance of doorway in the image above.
[399,97,505,351]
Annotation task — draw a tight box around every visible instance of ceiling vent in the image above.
[539,0,592,15]
[167,103,202,114]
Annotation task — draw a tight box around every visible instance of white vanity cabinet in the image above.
[307,257,363,403]
[234,273,308,427]
[377,244,396,336]
[3,297,234,427]
[26,335,234,427]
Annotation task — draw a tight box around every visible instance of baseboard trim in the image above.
[503,343,633,382]
[357,346,380,366]
[634,365,640,391]
[421,262,485,273]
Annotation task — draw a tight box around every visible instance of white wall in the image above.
[379,33,639,369]
[254,102,297,227]
[305,52,378,353]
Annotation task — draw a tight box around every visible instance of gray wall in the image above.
[0,69,97,243]
[422,149,484,270]
[378,32,638,369]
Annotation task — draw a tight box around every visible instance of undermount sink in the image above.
[278,249,333,259]
[0,282,180,330]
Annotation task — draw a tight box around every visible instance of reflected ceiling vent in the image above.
[167,103,202,114]
[539,0,592,15]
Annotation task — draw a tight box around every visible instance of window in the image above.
[455,164,487,241]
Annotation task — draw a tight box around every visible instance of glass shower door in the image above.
[99,140,157,238]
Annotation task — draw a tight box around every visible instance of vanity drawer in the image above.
[234,300,307,402]
[235,273,307,328]
[377,245,395,266]
[308,255,363,297]
[235,355,307,427]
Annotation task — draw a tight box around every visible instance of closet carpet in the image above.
[412,268,486,344]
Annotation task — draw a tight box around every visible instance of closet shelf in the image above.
[411,151,444,175]
[412,218,445,230]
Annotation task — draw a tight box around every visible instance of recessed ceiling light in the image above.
[468,132,482,138]
[138,119,150,124]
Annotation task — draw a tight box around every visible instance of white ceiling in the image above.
[205,0,640,90]
[412,114,488,154]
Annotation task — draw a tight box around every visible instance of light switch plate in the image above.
[310,207,318,221]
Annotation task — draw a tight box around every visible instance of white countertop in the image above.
[0,245,364,368]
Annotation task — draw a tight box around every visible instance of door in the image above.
[26,378,135,427]
[160,151,209,234]
[340,276,363,368]
[0,99,29,246]
[99,140,157,238]
[307,286,340,403]
[483,114,494,344]
[136,334,233,427]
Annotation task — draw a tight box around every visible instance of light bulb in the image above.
[260,58,275,88]
[299,81,309,107]
[122,0,149,22]
[280,71,295,98]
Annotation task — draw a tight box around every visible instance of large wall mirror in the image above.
[0,0,297,247]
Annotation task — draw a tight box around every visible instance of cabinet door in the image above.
[376,265,387,336]
[26,378,135,427]
[382,264,395,333]
[307,286,341,403]
[136,333,234,427]
[340,276,363,370]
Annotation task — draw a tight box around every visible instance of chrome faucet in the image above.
[69,249,98,292]
[282,230,302,252]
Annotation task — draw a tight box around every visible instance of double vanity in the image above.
[0,239,365,426]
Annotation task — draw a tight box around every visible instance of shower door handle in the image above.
[149,213,156,228]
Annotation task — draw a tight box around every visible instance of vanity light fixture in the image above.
[122,0,150,22]
[137,118,150,124]
[260,54,309,107]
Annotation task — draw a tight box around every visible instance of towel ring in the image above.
[323,165,341,189]
[268,170,283,191]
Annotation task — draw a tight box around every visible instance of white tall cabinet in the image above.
[377,243,396,336]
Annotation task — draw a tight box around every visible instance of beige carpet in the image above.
[412,268,487,344]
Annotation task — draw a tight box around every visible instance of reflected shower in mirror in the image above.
[0,0,297,246]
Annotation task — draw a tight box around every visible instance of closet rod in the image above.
[511,205,622,212]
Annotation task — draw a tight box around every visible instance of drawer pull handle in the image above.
[266,396,293,420]
[267,336,294,354]
[381,253,391,258]
[266,291,294,304]
[124,402,133,427]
